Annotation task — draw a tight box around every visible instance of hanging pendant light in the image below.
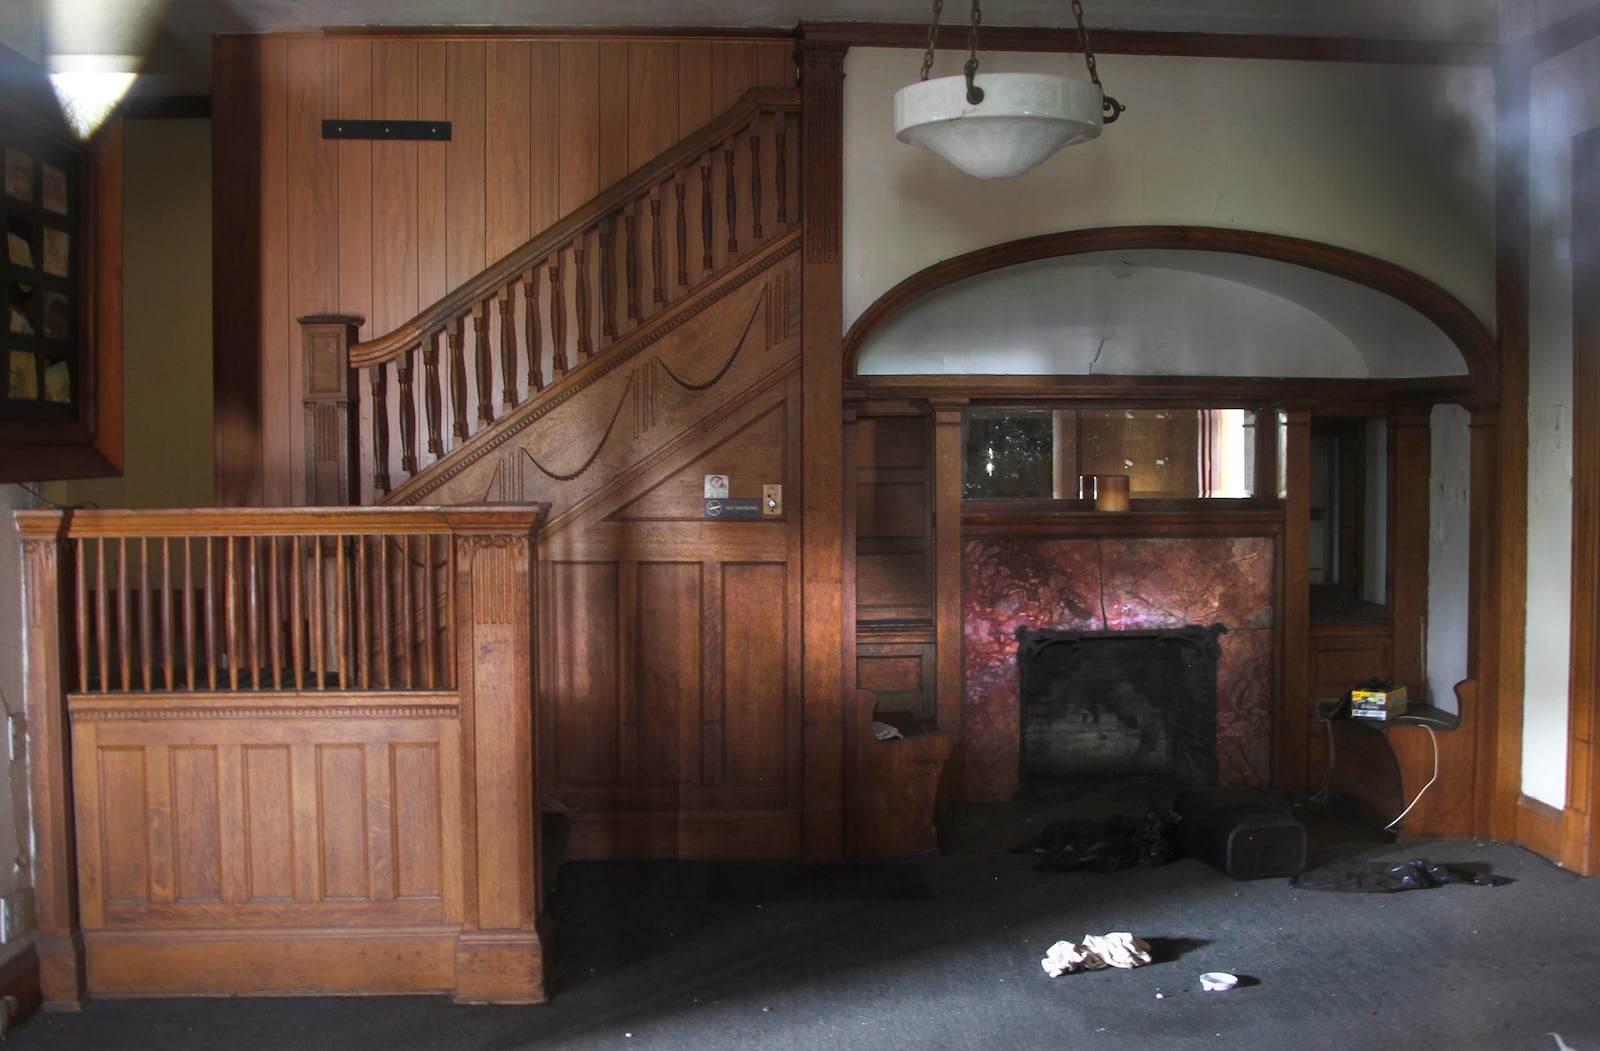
[894,0,1124,179]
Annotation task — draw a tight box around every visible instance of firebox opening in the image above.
[1015,625,1226,794]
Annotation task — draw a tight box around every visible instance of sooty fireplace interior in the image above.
[1015,624,1226,790]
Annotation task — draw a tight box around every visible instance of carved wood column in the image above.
[799,40,847,858]
[1278,411,1312,791]
[299,315,363,507]
[16,512,84,1009]
[447,507,547,1003]
[929,398,968,799]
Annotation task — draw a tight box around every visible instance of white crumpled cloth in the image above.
[1040,932,1153,977]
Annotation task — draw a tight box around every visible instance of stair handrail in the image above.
[349,86,801,369]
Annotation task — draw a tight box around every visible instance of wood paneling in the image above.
[635,562,701,785]
[549,562,620,786]
[217,32,794,505]
[722,563,789,784]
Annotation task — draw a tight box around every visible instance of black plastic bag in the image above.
[1012,808,1182,873]
[1290,858,1514,893]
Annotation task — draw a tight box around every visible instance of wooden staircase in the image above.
[302,88,801,515]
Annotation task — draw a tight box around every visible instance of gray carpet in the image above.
[8,795,1600,1050]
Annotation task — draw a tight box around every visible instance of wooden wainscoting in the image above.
[20,506,546,1005]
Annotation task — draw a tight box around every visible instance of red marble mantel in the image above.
[962,536,1274,801]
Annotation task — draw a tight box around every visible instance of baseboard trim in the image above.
[0,943,40,1034]
[1515,794,1567,864]
[86,927,458,997]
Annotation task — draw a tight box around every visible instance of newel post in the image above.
[17,511,85,1009]
[448,506,548,1004]
[300,315,363,506]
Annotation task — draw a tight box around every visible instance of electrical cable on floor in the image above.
[1385,725,1438,831]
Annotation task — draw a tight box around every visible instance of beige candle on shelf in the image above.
[1094,474,1130,511]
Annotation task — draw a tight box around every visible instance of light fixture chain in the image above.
[1069,0,1101,88]
[1070,0,1124,123]
[962,0,986,105]
[920,0,944,81]
[969,0,982,61]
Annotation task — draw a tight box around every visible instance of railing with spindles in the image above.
[341,88,800,501]
[22,506,543,695]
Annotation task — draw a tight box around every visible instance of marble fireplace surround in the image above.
[962,536,1275,802]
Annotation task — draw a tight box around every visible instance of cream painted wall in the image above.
[0,1,43,63]
[1521,36,1600,808]
[46,118,213,510]
[1429,403,1471,715]
[842,48,1496,336]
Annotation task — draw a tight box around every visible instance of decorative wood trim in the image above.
[929,399,966,795]
[800,39,848,859]
[68,692,460,721]
[843,227,1498,390]
[797,22,1499,67]
[320,27,798,44]
[0,945,41,1028]
[857,373,1474,409]
[19,534,84,1009]
[1515,795,1567,864]
[387,233,800,506]
[212,35,265,505]
[962,508,1284,539]
[1567,125,1600,876]
[1486,63,1531,841]
[1278,412,1312,791]
[300,315,363,506]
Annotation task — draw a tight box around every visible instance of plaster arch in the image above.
[843,226,1497,390]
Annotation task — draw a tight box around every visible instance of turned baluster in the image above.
[183,536,195,691]
[598,229,617,344]
[624,211,640,322]
[776,124,788,224]
[674,180,688,288]
[499,285,519,408]
[448,316,467,439]
[398,346,418,476]
[267,537,282,689]
[138,537,152,691]
[701,155,714,272]
[290,535,305,690]
[116,537,129,691]
[224,536,238,691]
[575,241,592,361]
[549,260,568,378]
[524,268,544,392]
[423,331,443,456]
[355,535,369,690]
[161,539,174,691]
[473,301,494,425]
[650,192,664,305]
[73,542,88,692]
[371,363,391,495]
[203,537,217,690]
[724,143,738,255]
[750,128,763,239]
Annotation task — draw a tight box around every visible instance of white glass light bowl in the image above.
[894,71,1104,179]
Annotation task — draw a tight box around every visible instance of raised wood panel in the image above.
[444,41,487,289]
[224,32,794,504]
[171,747,222,902]
[1310,635,1393,696]
[371,41,421,337]
[484,41,533,262]
[721,562,789,785]
[244,745,294,900]
[402,244,801,517]
[635,562,703,786]
[857,551,933,618]
[855,642,937,730]
[416,43,449,306]
[549,562,621,785]
[857,414,927,470]
[71,706,461,930]
[857,479,928,537]
[610,403,787,520]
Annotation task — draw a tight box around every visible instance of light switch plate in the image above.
[762,484,782,516]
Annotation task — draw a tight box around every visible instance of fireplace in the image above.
[962,537,1274,802]
[1015,625,1225,790]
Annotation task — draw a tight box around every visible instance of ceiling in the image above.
[17,0,1585,96]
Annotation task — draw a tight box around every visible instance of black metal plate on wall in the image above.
[322,119,451,141]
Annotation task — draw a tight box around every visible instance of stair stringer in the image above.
[383,232,801,522]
